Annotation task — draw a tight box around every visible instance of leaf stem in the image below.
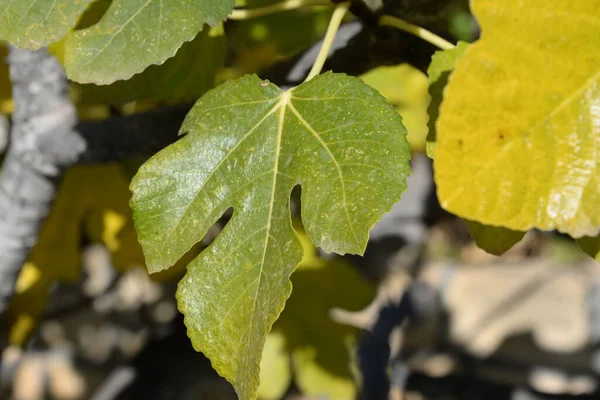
[305,1,350,81]
[228,0,332,20]
[379,15,455,50]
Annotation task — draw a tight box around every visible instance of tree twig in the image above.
[379,14,455,50]
[305,1,351,81]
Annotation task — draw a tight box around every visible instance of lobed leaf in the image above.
[130,72,410,399]
[434,0,600,237]
[65,0,234,84]
[0,0,89,49]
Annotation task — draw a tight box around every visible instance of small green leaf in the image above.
[426,41,469,158]
[71,26,225,105]
[465,220,526,256]
[577,236,600,261]
[0,0,89,49]
[130,73,410,399]
[65,0,234,84]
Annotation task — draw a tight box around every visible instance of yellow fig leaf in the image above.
[435,0,600,237]
[360,64,430,152]
[80,166,145,271]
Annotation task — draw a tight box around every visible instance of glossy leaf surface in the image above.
[130,72,410,399]
[65,0,234,84]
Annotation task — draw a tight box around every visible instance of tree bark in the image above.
[0,47,84,318]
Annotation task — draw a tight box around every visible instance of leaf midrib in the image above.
[157,97,281,266]
[287,99,360,246]
[242,91,291,376]
[78,0,154,71]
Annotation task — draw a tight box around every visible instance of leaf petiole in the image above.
[305,1,350,81]
[228,0,332,20]
[379,15,455,50]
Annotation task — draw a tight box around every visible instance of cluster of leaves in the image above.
[1,0,599,399]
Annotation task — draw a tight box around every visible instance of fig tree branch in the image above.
[0,47,85,320]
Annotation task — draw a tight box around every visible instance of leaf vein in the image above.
[163,101,282,244]
[287,100,359,245]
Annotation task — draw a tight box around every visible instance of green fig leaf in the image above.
[130,72,410,399]
[0,0,88,49]
[71,26,225,105]
[65,0,234,84]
